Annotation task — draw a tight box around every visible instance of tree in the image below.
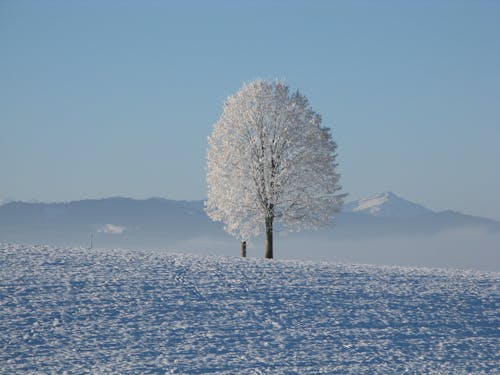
[206,80,345,259]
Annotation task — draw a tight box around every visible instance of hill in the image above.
[1,244,497,373]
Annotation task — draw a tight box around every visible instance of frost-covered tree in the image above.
[206,80,345,259]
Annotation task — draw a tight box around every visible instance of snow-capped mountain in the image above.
[343,192,433,218]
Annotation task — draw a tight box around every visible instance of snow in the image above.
[345,192,433,218]
[1,243,498,373]
[353,193,391,215]
[97,224,126,234]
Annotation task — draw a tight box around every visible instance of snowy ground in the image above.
[1,244,498,374]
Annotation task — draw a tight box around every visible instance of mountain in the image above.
[0,197,227,249]
[343,192,434,218]
[339,192,500,237]
[1,194,499,270]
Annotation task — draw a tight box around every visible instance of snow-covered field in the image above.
[1,244,498,374]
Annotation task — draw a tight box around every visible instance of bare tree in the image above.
[206,80,345,258]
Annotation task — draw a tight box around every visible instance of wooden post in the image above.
[241,241,247,258]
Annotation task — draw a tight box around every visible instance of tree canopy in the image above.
[206,80,345,258]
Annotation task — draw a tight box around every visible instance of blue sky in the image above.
[1,0,499,220]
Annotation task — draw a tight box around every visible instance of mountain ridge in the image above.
[1,193,499,243]
[2,194,499,270]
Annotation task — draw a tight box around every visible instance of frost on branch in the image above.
[205,80,345,253]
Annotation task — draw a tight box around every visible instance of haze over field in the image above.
[2,192,499,271]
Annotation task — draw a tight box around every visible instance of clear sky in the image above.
[1,0,499,220]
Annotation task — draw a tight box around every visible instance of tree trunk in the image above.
[265,216,273,259]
